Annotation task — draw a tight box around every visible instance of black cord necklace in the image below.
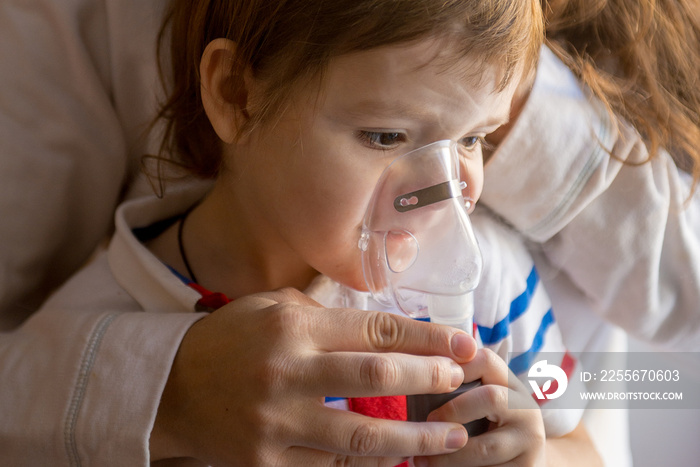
[177,209,199,284]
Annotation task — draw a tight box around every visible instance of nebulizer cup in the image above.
[358,139,489,436]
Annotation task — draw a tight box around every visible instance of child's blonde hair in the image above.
[544,0,700,188]
[155,0,543,179]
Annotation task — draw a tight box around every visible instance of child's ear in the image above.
[200,38,253,144]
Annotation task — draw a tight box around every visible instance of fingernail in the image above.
[451,362,464,389]
[445,428,468,450]
[451,332,474,360]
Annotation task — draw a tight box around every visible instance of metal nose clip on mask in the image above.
[358,140,483,333]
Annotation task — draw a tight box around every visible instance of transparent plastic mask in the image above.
[358,140,482,330]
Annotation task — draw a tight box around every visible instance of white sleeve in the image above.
[0,254,205,466]
[481,46,700,351]
[0,1,185,465]
[0,0,165,319]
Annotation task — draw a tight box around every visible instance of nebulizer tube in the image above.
[359,140,488,436]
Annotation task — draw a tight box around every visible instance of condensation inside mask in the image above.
[358,140,482,329]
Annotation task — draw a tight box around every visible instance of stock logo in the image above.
[528,360,568,400]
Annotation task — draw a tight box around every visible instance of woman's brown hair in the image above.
[544,0,700,188]
[154,0,543,179]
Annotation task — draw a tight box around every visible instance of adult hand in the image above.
[151,288,478,466]
[414,348,546,467]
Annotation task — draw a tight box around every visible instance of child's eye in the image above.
[459,135,493,153]
[358,131,406,150]
[460,136,483,150]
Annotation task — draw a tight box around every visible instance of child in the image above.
[143,0,592,464]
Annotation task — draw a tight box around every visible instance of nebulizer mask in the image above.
[358,140,489,436]
[358,139,482,333]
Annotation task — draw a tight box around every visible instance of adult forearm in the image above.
[482,46,700,350]
[0,298,202,465]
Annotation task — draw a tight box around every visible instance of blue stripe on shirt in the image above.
[324,397,345,403]
[165,264,194,285]
[478,267,539,345]
[508,308,555,375]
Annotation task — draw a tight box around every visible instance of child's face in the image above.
[221,37,518,291]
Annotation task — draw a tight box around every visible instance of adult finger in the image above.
[413,431,515,467]
[228,289,477,362]
[309,307,476,362]
[283,446,407,467]
[298,406,468,458]
[299,351,464,397]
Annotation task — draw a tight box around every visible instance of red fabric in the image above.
[187,282,231,310]
[196,291,230,310]
[348,395,407,420]
[349,396,408,467]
